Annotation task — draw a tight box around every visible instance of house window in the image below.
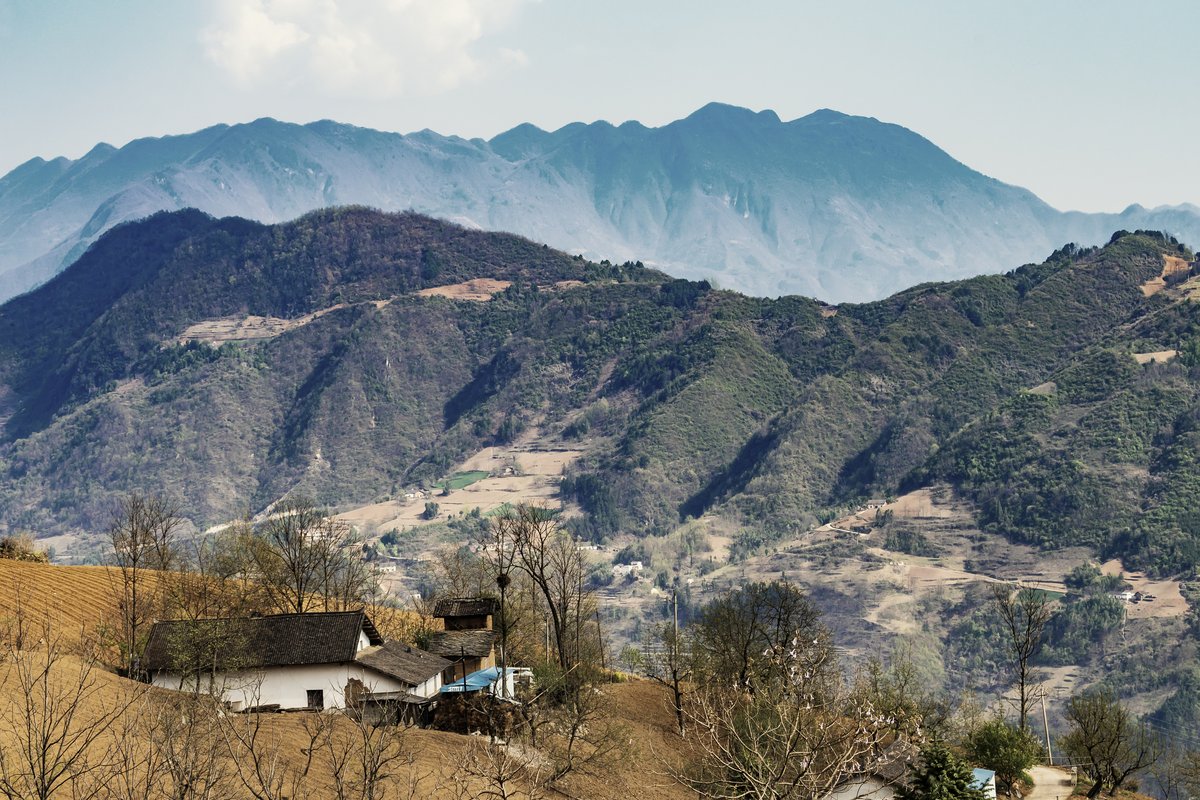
[306,689,324,710]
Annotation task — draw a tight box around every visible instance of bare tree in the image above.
[159,615,253,698]
[508,506,594,674]
[0,613,134,800]
[167,526,269,622]
[684,675,883,800]
[857,642,941,743]
[219,686,325,800]
[151,695,236,800]
[323,711,422,800]
[430,547,493,598]
[541,684,627,783]
[319,531,376,614]
[1149,740,1194,800]
[247,495,331,614]
[1059,688,1161,798]
[681,580,887,800]
[84,690,235,800]
[85,694,170,800]
[108,492,181,675]
[246,495,374,614]
[643,610,688,737]
[451,738,544,800]
[692,581,832,695]
[990,583,1052,732]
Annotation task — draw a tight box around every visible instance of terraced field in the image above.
[335,426,583,537]
[0,559,138,639]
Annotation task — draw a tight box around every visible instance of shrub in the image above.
[965,717,1043,793]
[0,535,48,563]
[899,741,988,800]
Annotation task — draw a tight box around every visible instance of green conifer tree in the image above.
[898,741,988,800]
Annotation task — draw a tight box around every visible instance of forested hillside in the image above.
[0,210,1198,578]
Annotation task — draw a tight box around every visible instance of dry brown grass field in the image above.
[416,278,513,302]
[336,425,583,540]
[0,559,146,642]
[1140,254,1193,296]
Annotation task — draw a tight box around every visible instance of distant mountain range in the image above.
[0,100,1195,303]
[1,103,1197,303]
[2,208,1199,586]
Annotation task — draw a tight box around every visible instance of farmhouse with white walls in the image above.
[141,610,450,711]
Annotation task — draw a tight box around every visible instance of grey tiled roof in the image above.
[432,597,498,618]
[870,740,919,786]
[142,610,382,671]
[355,641,452,687]
[426,629,497,659]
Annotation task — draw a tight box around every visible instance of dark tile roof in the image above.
[426,629,497,659]
[355,641,452,687]
[870,740,919,786]
[432,597,498,618]
[142,610,382,672]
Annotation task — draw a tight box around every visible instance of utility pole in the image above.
[1041,691,1054,764]
[497,580,508,699]
[595,607,606,670]
[575,562,583,669]
[672,588,679,643]
[495,533,511,699]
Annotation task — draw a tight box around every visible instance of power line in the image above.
[1141,719,1200,749]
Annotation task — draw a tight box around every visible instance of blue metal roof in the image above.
[972,769,996,791]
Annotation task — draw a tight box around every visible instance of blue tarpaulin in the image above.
[441,667,503,694]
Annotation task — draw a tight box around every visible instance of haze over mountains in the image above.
[2,103,1197,304]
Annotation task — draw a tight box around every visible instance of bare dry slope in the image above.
[0,559,135,640]
[1141,254,1193,296]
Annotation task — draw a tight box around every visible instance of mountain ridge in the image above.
[2,209,1199,587]
[2,104,1197,304]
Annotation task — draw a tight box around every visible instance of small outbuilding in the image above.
[824,740,915,800]
[428,597,499,681]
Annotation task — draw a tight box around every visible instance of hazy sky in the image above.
[1,0,1196,213]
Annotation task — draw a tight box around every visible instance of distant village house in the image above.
[612,560,644,579]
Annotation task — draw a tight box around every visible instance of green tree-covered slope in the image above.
[0,211,1196,575]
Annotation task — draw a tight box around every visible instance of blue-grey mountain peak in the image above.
[0,104,1196,303]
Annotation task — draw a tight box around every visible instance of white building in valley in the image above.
[141,610,451,711]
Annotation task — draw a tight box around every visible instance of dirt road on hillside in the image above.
[1026,766,1076,800]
